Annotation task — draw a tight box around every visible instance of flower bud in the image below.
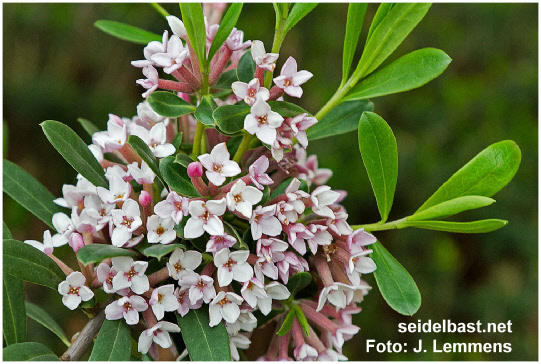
[139,190,152,207]
[69,233,85,253]
[187,161,203,178]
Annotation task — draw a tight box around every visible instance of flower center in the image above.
[198,280,206,288]
[225,258,236,269]
[174,263,183,272]
[213,164,223,173]
[122,216,133,228]
[284,79,291,87]
[247,281,254,289]
[116,194,124,199]
[201,211,210,221]
[218,298,230,306]
[156,226,165,235]
[174,202,183,210]
[126,268,137,279]
[248,89,256,97]
[257,115,268,125]
[234,194,242,203]
[157,293,163,301]
[69,286,79,295]
[322,243,337,262]
[106,276,114,285]
[123,302,132,310]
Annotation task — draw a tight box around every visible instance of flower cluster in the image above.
[25,10,377,361]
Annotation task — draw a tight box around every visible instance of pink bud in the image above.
[69,233,85,253]
[187,161,203,178]
[139,190,152,207]
[177,92,191,103]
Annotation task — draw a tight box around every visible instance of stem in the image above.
[232,133,254,164]
[149,3,170,17]
[351,217,408,232]
[192,122,205,157]
[314,76,358,120]
[264,17,288,89]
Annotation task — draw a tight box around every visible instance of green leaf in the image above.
[416,140,521,212]
[94,20,162,45]
[284,3,318,33]
[3,274,26,345]
[41,120,108,188]
[236,51,256,83]
[268,101,311,118]
[276,309,296,336]
[409,196,495,222]
[3,221,12,239]
[160,156,201,197]
[366,3,394,42]
[398,219,508,233]
[213,104,251,134]
[371,241,421,316]
[344,48,452,101]
[142,243,185,261]
[294,306,309,336]
[3,160,65,229]
[3,342,60,361]
[25,301,70,347]
[3,239,65,290]
[223,221,248,250]
[285,272,312,297]
[342,3,368,84]
[174,153,195,168]
[270,178,309,200]
[89,319,131,361]
[77,244,137,266]
[147,91,196,118]
[77,118,101,137]
[306,100,374,140]
[358,112,398,222]
[214,69,239,90]
[207,3,243,62]
[355,3,431,79]
[172,132,184,151]
[195,95,218,126]
[180,3,207,73]
[127,135,168,190]
[176,310,231,361]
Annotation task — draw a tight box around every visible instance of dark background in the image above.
[3,3,538,360]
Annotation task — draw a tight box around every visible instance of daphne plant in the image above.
[3,3,521,362]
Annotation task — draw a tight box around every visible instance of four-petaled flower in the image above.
[58,272,94,310]
[273,57,313,98]
[209,291,244,327]
[226,179,263,218]
[214,248,254,287]
[244,97,284,145]
[105,295,148,325]
[138,321,181,354]
[111,256,150,295]
[232,78,270,106]
[198,142,241,186]
[166,248,202,280]
[184,198,227,238]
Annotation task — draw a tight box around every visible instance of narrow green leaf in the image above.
[409,196,495,222]
[195,95,218,126]
[176,310,231,361]
[3,239,65,290]
[150,3,170,17]
[172,132,184,151]
[160,156,200,197]
[398,219,508,233]
[355,3,431,79]
[41,120,108,188]
[294,306,309,336]
[25,301,70,347]
[77,244,137,266]
[3,274,26,345]
[345,48,452,101]
[236,51,256,83]
[277,309,296,336]
[3,342,60,361]
[284,3,318,33]
[306,100,374,140]
[142,243,185,261]
[285,272,312,297]
[358,112,398,223]
[3,160,65,229]
[127,135,168,190]
[89,319,131,361]
[77,118,101,137]
[213,104,251,134]
[270,178,309,200]
[268,101,311,118]
[147,91,196,118]
[371,241,421,316]
[174,153,195,168]
[366,3,394,42]
[342,3,368,84]
[94,20,162,45]
[207,3,243,62]
[3,221,12,239]
[417,140,521,212]
[180,3,207,73]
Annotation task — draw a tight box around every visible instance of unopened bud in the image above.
[139,190,152,207]
[187,161,203,178]
[69,233,85,253]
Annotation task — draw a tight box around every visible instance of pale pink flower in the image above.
[111,256,149,295]
[154,191,189,224]
[105,295,148,325]
[97,175,132,205]
[310,185,341,219]
[110,199,142,247]
[214,248,254,286]
[248,155,273,190]
[256,238,288,263]
[244,98,284,145]
[257,282,290,315]
[231,78,270,106]
[96,262,128,295]
[294,343,318,361]
[250,204,282,240]
[273,57,313,98]
[136,66,160,98]
[226,28,251,51]
[151,35,189,74]
[57,272,94,310]
[166,15,187,37]
[128,161,156,185]
[131,123,176,158]
[132,31,169,68]
[346,228,377,254]
[209,291,244,327]
[198,142,241,186]
[24,230,64,255]
[251,40,279,72]
[174,287,202,317]
[138,321,180,354]
[92,115,128,152]
[326,211,353,236]
[206,234,237,255]
[166,248,202,280]
[240,278,267,308]
[287,113,318,149]
[147,215,176,245]
[226,179,263,218]
[316,283,355,312]
[184,198,227,238]
[149,284,180,320]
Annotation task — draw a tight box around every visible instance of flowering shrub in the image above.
[3,3,521,361]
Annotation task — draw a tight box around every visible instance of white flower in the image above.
[51,212,74,246]
[111,256,149,295]
[206,234,237,255]
[244,98,284,145]
[226,28,251,51]
[136,100,168,128]
[198,142,241,186]
[174,287,202,317]
[179,272,216,304]
[184,198,227,239]
[209,291,244,327]
[97,175,132,205]
[251,40,279,72]
[294,343,319,361]
[92,115,128,152]
[231,78,270,106]
[310,185,341,219]
[132,31,168,68]
[214,248,254,287]
[154,191,189,224]
[96,262,128,295]
[151,35,189,74]
[316,283,355,311]
[229,333,251,361]
[248,155,273,190]
[131,123,176,158]
[147,215,176,245]
[257,282,290,315]
[273,57,313,98]
[256,238,288,263]
[348,250,377,275]
[166,15,187,38]
[128,161,156,185]
[83,195,114,225]
[166,248,202,280]
[58,272,94,310]
[105,164,131,182]
[138,321,181,354]
[24,230,65,255]
[149,284,180,320]
[250,205,282,240]
[240,278,267,308]
[226,180,263,218]
[110,199,142,247]
[105,295,148,325]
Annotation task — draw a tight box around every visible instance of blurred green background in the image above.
[3,3,537,361]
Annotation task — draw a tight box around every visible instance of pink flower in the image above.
[240,278,267,308]
[244,98,284,145]
[96,262,128,295]
[346,228,377,254]
[149,284,180,320]
[131,123,176,158]
[174,287,202,317]
[248,155,273,190]
[310,186,341,219]
[287,113,318,149]
[326,211,353,236]
[110,199,142,247]
[198,142,241,186]
[251,40,279,72]
[249,205,282,240]
[138,321,180,354]
[111,256,149,295]
[226,28,251,51]
[206,234,237,255]
[209,291,244,326]
[256,238,288,263]
[58,272,94,310]
[105,295,148,325]
[154,191,189,224]
[232,78,270,106]
[128,161,156,185]
[316,283,355,312]
[273,57,313,98]
[184,198,227,238]
[136,66,160,98]
[151,35,189,74]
